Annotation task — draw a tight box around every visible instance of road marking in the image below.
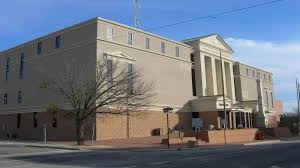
[149,161,171,165]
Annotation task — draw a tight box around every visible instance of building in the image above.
[0,17,277,141]
[233,62,275,127]
[183,34,255,130]
[0,17,194,140]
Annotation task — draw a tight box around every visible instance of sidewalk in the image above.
[2,136,300,152]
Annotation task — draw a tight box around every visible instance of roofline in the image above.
[234,61,273,74]
[1,17,192,54]
[1,17,99,54]
[182,33,234,52]
[96,17,192,49]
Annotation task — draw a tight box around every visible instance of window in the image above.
[19,53,24,79]
[52,112,57,128]
[128,63,134,95]
[265,89,269,107]
[192,112,199,118]
[17,91,22,104]
[175,47,180,57]
[257,72,260,79]
[246,68,249,76]
[5,57,10,81]
[33,112,38,128]
[107,59,113,89]
[161,42,165,53]
[271,92,274,107]
[145,37,150,49]
[55,35,61,49]
[264,74,266,80]
[37,42,42,55]
[107,27,114,40]
[191,69,197,96]
[269,75,272,82]
[190,54,195,62]
[128,32,133,45]
[17,114,21,128]
[3,93,7,104]
[252,70,255,77]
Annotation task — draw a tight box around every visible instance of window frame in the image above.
[37,42,42,55]
[128,32,133,45]
[55,35,61,49]
[17,91,22,104]
[19,53,24,79]
[145,37,150,49]
[175,46,180,57]
[107,27,114,40]
[161,42,165,53]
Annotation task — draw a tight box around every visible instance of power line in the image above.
[144,0,287,32]
[0,0,288,73]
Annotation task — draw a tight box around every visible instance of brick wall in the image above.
[0,111,94,141]
[96,111,189,140]
[189,129,258,144]
[0,110,192,141]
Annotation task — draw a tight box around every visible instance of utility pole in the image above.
[133,0,141,28]
[296,79,300,135]
[219,49,227,144]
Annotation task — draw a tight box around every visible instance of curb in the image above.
[25,144,81,151]
[244,140,281,146]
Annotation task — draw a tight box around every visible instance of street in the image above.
[1,141,300,168]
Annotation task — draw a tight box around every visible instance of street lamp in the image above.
[163,106,173,148]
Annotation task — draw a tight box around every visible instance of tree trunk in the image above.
[76,113,84,145]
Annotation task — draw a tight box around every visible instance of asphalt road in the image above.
[1,141,300,168]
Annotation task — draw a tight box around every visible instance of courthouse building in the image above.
[0,17,275,141]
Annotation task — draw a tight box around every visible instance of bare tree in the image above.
[44,59,155,145]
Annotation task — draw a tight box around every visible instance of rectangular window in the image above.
[175,47,180,57]
[271,92,274,107]
[190,54,195,62]
[257,72,260,79]
[145,37,150,49]
[264,74,266,80]
[19,53,24,79]
[161,42,165,53]
[192,112,199,118]
[128,32,133,45]
[191,68,197,96]
[252,70,255,77]
[33,112,38,128]
[107,59,113,89]
[37,42,42,55]
[17,91,22,104]
[246,68,250,76]
[128,63,134,95]
[107,27,114,40]
[17,113,21,128]
[55,35,61,49]
[52,112,57,128]
[3,93,7,105]
[269,75,272,82]
[265,89,269,107]
[5,57,10,81]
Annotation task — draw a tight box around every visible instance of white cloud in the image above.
[226,38,300,112]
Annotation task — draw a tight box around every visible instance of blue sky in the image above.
[1,0,299,111]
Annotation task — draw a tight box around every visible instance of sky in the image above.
[1,0,299,112]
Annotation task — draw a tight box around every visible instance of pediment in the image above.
[199,34,233,53]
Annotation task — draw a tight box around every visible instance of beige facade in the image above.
[0,17,277,141]
[0,17,194,140]
[233,62,275,127]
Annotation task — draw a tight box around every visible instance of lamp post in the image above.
[163,106,173,148]
[219,49,227,145]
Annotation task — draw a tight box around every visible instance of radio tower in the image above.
[133,0,141,28]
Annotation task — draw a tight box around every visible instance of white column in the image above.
[200,54,207,96]
[229,62,236,103]
[222,60,227,96]
[211,57,218,95]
